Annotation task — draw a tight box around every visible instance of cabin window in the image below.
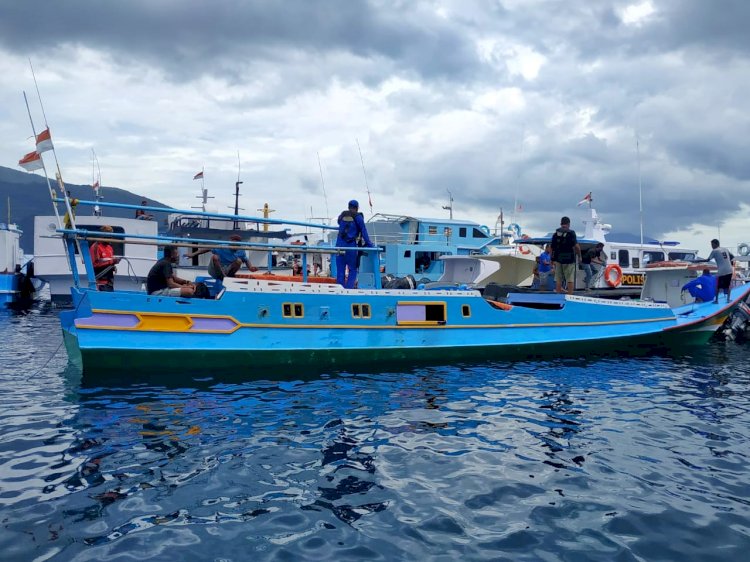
[403,250,412,258]
[610,251,616,260]
[282,303,304,318]
[632,257,640,269]
[642,251,664,265]
[444,227,452,238]
[462,304,471,317]
[472,228,486,238]
[618,250,629,267]
[428,226,437,235]
[77,225,125,257]
[396,302,447,325]
[351,303,372,319]
[459,227,467,237]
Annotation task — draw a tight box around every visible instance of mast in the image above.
[442,190,454,220]
[234,153,243,230]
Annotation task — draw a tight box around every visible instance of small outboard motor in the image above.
[723,301,750,341]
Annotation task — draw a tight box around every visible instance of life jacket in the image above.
[337,210,362,244]
[91,242,116,268]
[90,242,116,285]
[551,228,576,262]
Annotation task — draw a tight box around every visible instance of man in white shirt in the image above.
[703,239,735,303]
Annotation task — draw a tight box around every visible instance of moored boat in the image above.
[56,201,750,378]
[1,221,24,306]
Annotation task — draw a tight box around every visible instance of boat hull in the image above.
[0,273,20,306]
[61,282,749,377]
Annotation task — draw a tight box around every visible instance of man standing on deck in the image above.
[550,216,582,295]
[335,200,373,288]
[537,243,553,291]
[700,239,735,303]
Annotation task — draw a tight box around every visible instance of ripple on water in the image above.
[2,309,750,560]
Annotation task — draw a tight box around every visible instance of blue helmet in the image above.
[348,199,359,208]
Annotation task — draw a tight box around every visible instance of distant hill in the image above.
[0,165,169,252]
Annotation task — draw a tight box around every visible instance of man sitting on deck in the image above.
[185,234,258,281]
[147,246,195,297]
[681,269,716,303]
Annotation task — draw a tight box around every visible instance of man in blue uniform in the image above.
[336,200,373,288]
[681,269,716,303]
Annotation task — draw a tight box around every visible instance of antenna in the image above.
[441,190,454,220]
[636,134,643,247]
[91,148,102,216]
[192,187,214,212]
[356,138,373,214]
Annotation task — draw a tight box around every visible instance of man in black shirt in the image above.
[582,242,606,290]
[550,216,582,295]
[147,246,195,297]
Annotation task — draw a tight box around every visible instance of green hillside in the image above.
[0,165,169,253]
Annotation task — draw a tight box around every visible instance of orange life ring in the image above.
[604,264,623,287]
[519,245,531,255]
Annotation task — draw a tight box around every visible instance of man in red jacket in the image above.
[89,225,121,291]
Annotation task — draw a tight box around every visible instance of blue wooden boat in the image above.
[354,213,507,285]
[56,200,750,377]
[1,221,26,306]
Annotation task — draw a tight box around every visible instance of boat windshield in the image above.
[642,251,665,265]
[668,251,697,261]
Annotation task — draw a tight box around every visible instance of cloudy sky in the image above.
[1,0,748,252]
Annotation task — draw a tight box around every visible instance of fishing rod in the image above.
[356,138,373,215]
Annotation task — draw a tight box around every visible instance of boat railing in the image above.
[54,199,382,288]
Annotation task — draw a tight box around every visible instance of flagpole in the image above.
[29,60,78,233]
[23,90,63,229]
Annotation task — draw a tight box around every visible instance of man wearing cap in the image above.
[186,234,258,280]
[335,199,373,288]
[89,225,121,291]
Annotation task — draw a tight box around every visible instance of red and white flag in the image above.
[193,171,204,180]
[92,180,100,190]
[577,192,593,206]
[35,127,53,153]
[18,150,43,172]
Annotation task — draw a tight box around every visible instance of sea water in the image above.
[1,303,749,561]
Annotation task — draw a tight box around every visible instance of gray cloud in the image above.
[1,0,749,246]
[0,1,480,83]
